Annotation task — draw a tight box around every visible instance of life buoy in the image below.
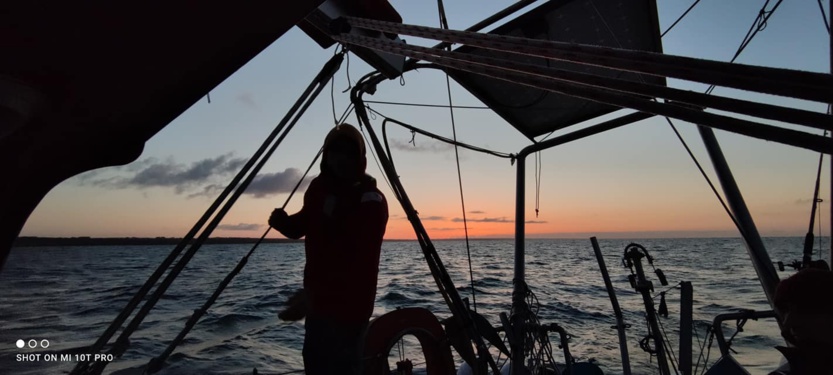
[363,307,456,375]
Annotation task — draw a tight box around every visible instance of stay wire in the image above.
[661,0,702,37]
[707,0,783,95]
[590,0,777,246]
[590,0,732,229]
[663,0,785,243]
[693,324,706,375]
[437,0,477,313]
[146,134,324,374]
[665,118,746,239]
[819,0,831,33]
[143,104,328,373]
[655,315,679,374]
[79,52,345,375]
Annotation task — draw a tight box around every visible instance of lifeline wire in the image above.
[363,99,490,110]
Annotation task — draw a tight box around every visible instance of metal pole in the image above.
[518,112,654,157]
[680,282,693,375]
[590,237,631,375]
[511,154,526,375]
[697,126,781,315]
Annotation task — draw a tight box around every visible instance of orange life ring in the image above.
[363,307,456,375]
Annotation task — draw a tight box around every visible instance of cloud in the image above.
[450,217,547,224]
[389,138,454,153]
[80,154,247,195]
[73,157,159,183]
[452,217,510,223]
[429,227,461,231]
[794,198,816,205]
[187,184,225,199]
[218,223,263,231]
[236,92,259,111]
[468,210,485,214]
[396,215,445,221]
[245,169,315,198]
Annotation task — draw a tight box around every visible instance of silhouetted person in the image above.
[269,123,388,375]
[770,268,833,374]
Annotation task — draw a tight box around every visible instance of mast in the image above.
[697,126,781,312]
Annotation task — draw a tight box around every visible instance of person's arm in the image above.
[279,209,307,239]
[271,177,319,239]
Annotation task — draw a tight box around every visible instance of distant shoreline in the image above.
[13,235,808,247]
[11,236,305,247]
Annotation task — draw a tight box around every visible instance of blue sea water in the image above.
[0,238,825,375]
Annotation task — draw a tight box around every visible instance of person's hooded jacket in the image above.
[277,124,388,323]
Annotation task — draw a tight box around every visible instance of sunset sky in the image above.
[21,1,832,240]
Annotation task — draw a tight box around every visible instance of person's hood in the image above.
[320,123,367,180]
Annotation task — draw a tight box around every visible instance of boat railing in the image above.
[711,309,779,358]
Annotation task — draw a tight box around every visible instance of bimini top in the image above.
[448,0,666,140]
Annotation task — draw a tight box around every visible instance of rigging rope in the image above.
[437,0,478,313]
[342,46,354,93]
[534,151,541,218]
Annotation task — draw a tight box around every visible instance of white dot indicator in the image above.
[16,340,24,349]
[40,340,49,349]
[27,339,36,348]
